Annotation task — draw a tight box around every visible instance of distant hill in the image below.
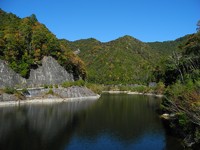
[62,35,190,84]
[64,36,161,84]
[147,35,191,55]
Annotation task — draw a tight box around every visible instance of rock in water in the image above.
[27,56,74,87]
[0,60,26,88]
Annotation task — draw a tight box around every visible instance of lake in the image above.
[0,94,183,150]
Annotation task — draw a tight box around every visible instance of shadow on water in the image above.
[0,94,183,150]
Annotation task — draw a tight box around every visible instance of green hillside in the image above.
[62,34,191,85]
[147,34,191,55]
[66,36,160,84]
[0,9,86,80]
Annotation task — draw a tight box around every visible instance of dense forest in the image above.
[64,32,190,85]
[66,36,159,84]
[161,27,200,147]
[0,9,86,80]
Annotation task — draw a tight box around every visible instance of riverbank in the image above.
[0,86,100,107]
[102,90,164,97]
[0,95,100,107]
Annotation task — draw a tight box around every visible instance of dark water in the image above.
[0,94,183,150]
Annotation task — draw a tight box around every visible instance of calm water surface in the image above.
[0,94,183,150]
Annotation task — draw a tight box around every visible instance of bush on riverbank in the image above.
[61,80,85,88]
[161,80,200,147]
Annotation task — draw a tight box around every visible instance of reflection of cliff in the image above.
[0,100,96,150]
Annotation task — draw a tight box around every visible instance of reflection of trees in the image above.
[75,94,164,143]
[0,100,96,150]
[0,94,183,149]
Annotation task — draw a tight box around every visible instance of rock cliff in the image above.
[27,56,74,87]
[0,60,26,88]
[0,56,74,88]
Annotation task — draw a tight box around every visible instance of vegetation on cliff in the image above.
[0,9,86,80]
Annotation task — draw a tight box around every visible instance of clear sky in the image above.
[0,0,200,42]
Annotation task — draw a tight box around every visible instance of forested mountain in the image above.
[65,36,161,84]
[64,34,191,84]
[0,9,197,86]
[0,9,86,80]
[161,32,200,84]
[147,35,190,55]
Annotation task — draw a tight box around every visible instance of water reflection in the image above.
[0,100,96,150]
[0,94,183,150]
[66,94,166,150]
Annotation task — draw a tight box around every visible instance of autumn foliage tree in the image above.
[0,9,86,79]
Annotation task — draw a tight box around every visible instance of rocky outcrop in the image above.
[0,60,26,88]
[0,56,74,88]
[27,56,74,87]
[0,93,25,101]
[26,86,98,99]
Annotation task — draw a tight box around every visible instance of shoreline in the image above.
[0,90,164,107]
[102,90,164,97]
[0,95,100,107]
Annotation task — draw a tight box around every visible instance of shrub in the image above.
[62,80,85,88]
[21,88,28,93]
[85,83,105,94]
[49,84,53,88]
[155,82,165,94]
[74,79,85,86]
[47,88,54,95]
[62,81,73,88]
[177,112,189,128]
[44,84,48,89]
[54,84,58,88]
[4,87,17,94]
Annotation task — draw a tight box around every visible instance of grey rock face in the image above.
[0,56,74,88]
[1,93,19,101]
[26,86,97,99]
[0,60,26,88]
[27,56,74,87]
[53,86,97,98]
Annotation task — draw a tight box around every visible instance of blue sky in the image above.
[1,0,200,42]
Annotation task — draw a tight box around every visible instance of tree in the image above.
[197,20,200,32]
